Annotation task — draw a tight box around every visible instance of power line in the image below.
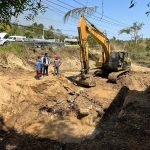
[53,0,127,27]
[43,0,131,39]
[72,0,129,26]
[36,16,76,26]
[45,0,122,32]
[44,1,119,37]
[100,0,104,20]
[56,0,75,9]
[46,0,70,11]
[43,0,120,37]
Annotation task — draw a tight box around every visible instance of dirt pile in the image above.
[24,47,96,72]
[117,71,150,91]
[0,53,33,71]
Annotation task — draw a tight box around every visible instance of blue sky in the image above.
[16,0,150,40]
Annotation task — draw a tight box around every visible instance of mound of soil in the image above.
[117,71,150,91]
[0,53,33,71]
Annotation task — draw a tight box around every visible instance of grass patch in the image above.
[0,42,26,56]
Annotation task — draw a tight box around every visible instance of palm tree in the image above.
[64,6,97,23]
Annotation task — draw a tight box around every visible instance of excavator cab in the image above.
[108,51,131,71]
[106,51,131,83]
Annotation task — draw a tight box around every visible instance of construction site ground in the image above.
[0,49,150,150]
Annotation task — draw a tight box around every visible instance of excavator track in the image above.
[108,69,130,83]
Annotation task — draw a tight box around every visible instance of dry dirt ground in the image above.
[0,51,150,150]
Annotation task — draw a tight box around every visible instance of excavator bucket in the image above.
[78,75,96,87]
[69,73,96,87]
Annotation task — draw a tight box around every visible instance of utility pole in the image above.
[33,24,35,34]
[42,27,45,39]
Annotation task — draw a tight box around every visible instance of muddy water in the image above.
[25,114,98,143]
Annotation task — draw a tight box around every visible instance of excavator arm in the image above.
[78,16,110,75]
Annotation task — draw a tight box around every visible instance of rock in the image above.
[79,108,90,116]
[67,99,75,103]
[95,107,104,116]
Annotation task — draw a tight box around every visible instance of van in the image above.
[7,36,26,42]
[64,38,79,46]
[0,32,8,45]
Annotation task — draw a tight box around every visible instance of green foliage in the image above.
[111,36,116,41]
[1,22,67,41]
[119,28,131,35]
[129,0,150,16]
[111,39,150,67]
[0,43,26,56]
[145,39,150,51]
[24,30,34,38]
[0,23,11,33]
[119,22,144,43]
[87,36,99,47]
[0,0,45,22]
[124,41,145,51]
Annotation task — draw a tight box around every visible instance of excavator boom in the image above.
[78,16,110,73]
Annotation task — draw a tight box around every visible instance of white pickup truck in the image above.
[0,32,8,45]
[7,35,26,42]
[0,33,27,45]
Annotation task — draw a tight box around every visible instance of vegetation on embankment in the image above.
[110,39,150,67]
[0,42,27,56]
[0,39,150,67]
[89,36,150,67]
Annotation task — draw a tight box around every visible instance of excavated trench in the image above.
[0,69,150,150]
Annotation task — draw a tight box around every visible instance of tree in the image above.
[112,36,116,41]
[0,0,45,22]
[24,30,34,38]
[0,23,11,33]
[87,36,99,47]
[129,0,150,16]
[146,39,150,51]
[119,22,144,44]
[64,6,96,23]
[49,25,54,31]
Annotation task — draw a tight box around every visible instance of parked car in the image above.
[7,36,26,42]
[0,32,8,45]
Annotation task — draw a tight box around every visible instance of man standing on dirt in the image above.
[43,53,50,76]
[54,56,61,75]
[41,53,45,75]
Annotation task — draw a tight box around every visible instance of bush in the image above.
[146,45,150,51]
[0,42,26,56]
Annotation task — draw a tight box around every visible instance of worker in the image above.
[41,53,45,75]
[35,56,42,80]
[43,53,50,76]
[54,56,61,75]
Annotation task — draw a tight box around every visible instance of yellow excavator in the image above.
[76,16,131,87]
